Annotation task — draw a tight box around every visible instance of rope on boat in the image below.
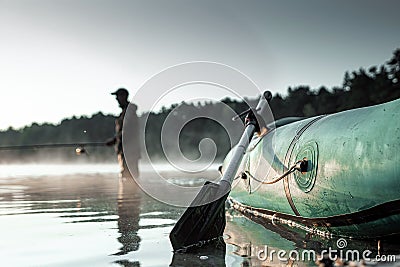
[228,197,333,239]
[243,158,307,185]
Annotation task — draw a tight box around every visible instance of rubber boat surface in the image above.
[222,98,400,239]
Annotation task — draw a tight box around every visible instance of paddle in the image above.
[169,91,272,252]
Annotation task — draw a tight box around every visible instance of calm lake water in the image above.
[0,164,398,267]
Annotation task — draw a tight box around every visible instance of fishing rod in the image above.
[0,142,107,155]
[0,142,106,150]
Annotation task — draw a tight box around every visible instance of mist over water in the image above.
[0,163,221,178]
[0,164,119,178]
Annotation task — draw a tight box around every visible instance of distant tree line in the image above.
[0,49,399,163]
[269,48,400,118]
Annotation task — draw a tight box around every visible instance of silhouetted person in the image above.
[106,88,140,178]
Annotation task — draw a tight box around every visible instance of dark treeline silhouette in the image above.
[141,99,253,161]
[270,48,400,118]
[0,49,399,163]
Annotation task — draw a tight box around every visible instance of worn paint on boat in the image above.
[222,98,400,239]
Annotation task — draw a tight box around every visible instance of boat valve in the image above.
[294,157,308,174]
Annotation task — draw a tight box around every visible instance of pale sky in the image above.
[1,0,399,130]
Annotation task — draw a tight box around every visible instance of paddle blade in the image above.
[169,181,229,251]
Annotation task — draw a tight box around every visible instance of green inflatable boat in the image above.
[222,98,400,239]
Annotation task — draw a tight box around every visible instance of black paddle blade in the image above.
[169,181,229,251]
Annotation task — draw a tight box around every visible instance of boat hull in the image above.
[223,99,400,238]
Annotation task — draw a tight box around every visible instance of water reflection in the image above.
[0,166,398,267]
[224,209,400,267]
[114,178,141,256]
[170,239,226,267]
[0,172,168,266]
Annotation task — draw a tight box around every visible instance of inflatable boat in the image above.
[222,98,400,239]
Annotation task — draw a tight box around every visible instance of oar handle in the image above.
[219,91,272,188]
[232,91,272,122]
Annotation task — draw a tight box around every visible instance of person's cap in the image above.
[111,88,129,96]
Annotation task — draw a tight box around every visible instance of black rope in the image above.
[244,159,305,185]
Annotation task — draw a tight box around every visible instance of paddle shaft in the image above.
[169,91,271,251]
[219,91,271,192]
[218,123,255,192]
